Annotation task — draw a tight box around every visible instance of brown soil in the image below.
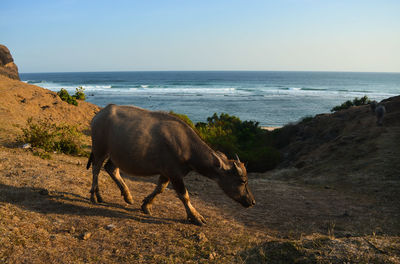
[0,75,399,263]
[0,76,99,145]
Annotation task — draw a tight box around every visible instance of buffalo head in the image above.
[212,152,255,207]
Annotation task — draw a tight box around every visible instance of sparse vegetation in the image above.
[20,118,88,158]
[331,95,371,112]
[73,86,86,100]
[57,87,86,106]
[241,240,313,263]
[299,115,314,124]
[327,221,336,239]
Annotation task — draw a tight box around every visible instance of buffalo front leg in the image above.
[171,177,206,226]
[104,159,133,204]
[141,175,170,215]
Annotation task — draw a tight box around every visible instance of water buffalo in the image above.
[370,101,386,126]
[87,104,255,225]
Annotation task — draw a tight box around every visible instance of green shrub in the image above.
[299,115,314,124]
[57,87,86,106]
[196,113,281,172]
[57,88,78,106]
[73,86,86,100]
[331,95,371,112]
[354,95,372,106]
[167,112,282,172]
[21,118,88,158]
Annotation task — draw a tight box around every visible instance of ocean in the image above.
[20,71,400,127]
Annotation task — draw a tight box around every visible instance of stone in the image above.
[80,232,91,240]
[195,232,208,243]
[21,143,31,149]
[105,224,116,231]
[0,44,20,80]
[208,252,217,260]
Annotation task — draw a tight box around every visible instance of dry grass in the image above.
[1,147,399,263]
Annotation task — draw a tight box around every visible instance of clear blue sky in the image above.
[1,0,399,73]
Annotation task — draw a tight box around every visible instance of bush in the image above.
[57,87,86,105]
[74,86,86,100]
[21,118,88,158]
[57,89,78,106]
[195,113,281,172]
[331,95,371,112]
[167,112,283,172]
[299,115,314,124]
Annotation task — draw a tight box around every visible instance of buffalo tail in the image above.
[87,152,93,170]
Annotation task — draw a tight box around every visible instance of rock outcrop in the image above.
[0,44,20,80]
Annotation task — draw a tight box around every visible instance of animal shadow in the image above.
[0,183,184,225]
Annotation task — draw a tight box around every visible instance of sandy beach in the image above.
[261,126,282,131]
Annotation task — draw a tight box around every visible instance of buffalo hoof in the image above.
[90,194,97,204]
[96,193,104,203]
[188,214,207,226]
[123,194,134,205]
[141,203,152,215]
[96,196,104,203]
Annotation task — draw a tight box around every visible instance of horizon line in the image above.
[20,69,400,74]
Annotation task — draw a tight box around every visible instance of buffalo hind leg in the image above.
[90,157,106,203]
[141,175,170,215]
[104,159,133,204]
[171,177,206,226]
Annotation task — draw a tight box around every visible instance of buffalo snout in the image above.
[240,195,256,208]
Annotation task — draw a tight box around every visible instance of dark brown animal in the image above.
[87,104,255,225]
[370,101,386,126]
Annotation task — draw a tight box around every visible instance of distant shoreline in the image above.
[261,126,282,131]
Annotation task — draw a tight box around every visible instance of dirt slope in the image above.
[0,76,99,144]
[274,96,400,199]
[0,76,399,263]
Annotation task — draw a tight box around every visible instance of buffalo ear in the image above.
[216,151,229,163]
[234,162,243,176]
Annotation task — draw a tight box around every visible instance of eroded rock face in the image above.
[0,44,20,80]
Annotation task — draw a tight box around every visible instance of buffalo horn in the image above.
[235,154,241,163]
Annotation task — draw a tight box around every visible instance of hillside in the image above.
[0,76,99,145]
[0,72,399,263]
[274,95,400,197]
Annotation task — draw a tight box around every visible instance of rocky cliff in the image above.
[0,44,20,80]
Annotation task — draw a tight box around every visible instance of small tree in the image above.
[57,87,86,106]
[73,86,86,100]
[57,88,78,106]
[331,95,371,112]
